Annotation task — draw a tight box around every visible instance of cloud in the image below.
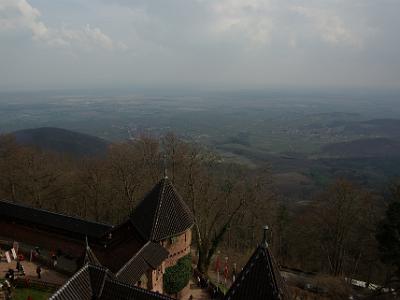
[291,5,362,47]
[0,0,48,39]
[210,0,275,44]
[197,0,364,48]
[0,0,126,51]
[1,0,399,90]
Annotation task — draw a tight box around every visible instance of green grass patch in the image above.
[13,288,52,300]
[215,282,229,294]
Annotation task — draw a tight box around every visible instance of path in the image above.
[0,260,68,285]
[187,280,211,300]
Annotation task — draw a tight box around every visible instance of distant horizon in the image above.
[1,85,400,98]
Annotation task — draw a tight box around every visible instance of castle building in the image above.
[0,176,194,297]
[50,244,175,300]
[1,177,290,300]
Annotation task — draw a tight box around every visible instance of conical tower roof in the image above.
[130,177,194,242]
[224,226,290,300]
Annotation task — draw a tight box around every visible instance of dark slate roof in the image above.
[50,264,174,300]
[50,264,98,300]
[0,200,111,239]
[130,178,194,242]
[224,242,290,300]
[99,278,174,300]
[84,240,102,266]
[116,241,169,285]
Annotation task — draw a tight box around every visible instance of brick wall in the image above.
[148,264,164,293]
[162,229,192,268]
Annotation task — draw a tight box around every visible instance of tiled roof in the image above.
[116,241,169,285]
[50,264,174,300]
[130,178,194,242]
[0,200,111,239]
[224,232,290,300]
[50,265,97,300]
[99,278,174,300]
[84,239,102,266]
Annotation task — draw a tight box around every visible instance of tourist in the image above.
[51,253,58,268]
[36,265,42,279]
[16,259,21,271]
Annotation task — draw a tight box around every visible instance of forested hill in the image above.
[12,127,109,157]
[320,137,400,158]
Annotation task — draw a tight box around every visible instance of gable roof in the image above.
[224,228,290,300]
[116,241,169,285]
[50,263,174,300]
[130,178,194,242]
[0,200,111,239]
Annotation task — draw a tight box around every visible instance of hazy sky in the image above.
[1,0,399,91]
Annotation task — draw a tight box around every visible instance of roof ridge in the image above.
[150,178,167,240]
[97,267,109,298]
[84,241,102,266]
[115,241,151,276]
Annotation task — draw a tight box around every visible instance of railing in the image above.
[14,277,61,292]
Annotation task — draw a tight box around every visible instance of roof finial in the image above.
[163,154,168,179]
[262,225,269,248]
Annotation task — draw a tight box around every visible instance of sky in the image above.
[1,0,399,91]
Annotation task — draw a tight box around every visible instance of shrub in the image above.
[163,254,192,294]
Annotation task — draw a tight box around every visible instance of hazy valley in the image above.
[2,90,400,203]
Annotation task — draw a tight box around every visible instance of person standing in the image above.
[16,259,21,271]
[36,265,41,279]
[51,253,58,268]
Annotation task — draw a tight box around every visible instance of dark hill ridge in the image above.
[13,127,109,157]
[320,137,400,158]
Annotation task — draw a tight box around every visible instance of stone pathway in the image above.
[0,260,68,285]
[187,280,211,300]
